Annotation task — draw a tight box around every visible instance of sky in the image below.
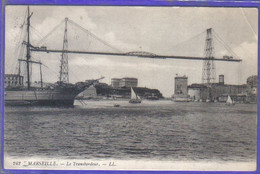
[5,6,258,97]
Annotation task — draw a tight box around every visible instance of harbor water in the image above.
[4,100,257,162]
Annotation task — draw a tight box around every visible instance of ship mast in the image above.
[26,6,30,89]
[26,6,33,89]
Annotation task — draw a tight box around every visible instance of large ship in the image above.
[4,7,103,106]
[4,81,103,106]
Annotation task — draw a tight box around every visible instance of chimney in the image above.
[219,75,224,85]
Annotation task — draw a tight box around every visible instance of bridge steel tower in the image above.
[202,28,216,84]
[59,18,69,83]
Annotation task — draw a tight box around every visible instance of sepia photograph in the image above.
[3,5,258,171]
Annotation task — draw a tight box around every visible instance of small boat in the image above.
[226,95,235,106]
[129,88,141,103]
[114,104,120,107]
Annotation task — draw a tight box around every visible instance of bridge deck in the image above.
[31,49,242,62]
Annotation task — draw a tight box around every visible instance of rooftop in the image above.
[175,76,188,79]
[5,74,23,77]
[122,77,138,80]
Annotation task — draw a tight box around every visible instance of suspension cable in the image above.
[68,23,93,51]
[168,30,206,52]
[36,19,65,46]
[240,8,257,40]
[212,30,240,59]
[68,19,121,52]
[30,26,44,40]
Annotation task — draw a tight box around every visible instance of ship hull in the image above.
[129,99,142,103]
[4,90,78,106]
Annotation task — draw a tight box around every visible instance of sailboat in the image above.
[4,7,103,106]
[226,95,235,106]
[129,88,142,103]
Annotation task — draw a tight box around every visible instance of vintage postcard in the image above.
[2,5,258,172]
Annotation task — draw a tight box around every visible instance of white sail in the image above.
[131,88,137,100]
[226,95,233,104]
[129,87,141,103]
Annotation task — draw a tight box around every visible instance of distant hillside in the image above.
[94,83,163,99]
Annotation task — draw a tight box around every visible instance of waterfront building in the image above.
[4,74,24,88]
[173,75,191,101]
[111,78,121,88]
[119,77,138,88]
[247,75,257,103]
[210,83,247,101]
[174,75,188,96]
[188,75,254,103]
[188,84,209,101]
